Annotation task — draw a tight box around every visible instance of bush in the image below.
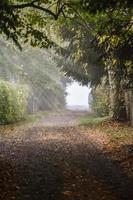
[0,80,28,124]
[91,86,109,117]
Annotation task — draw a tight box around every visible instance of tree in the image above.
[52,1,133,120]
[0,38,67,112]
[0,0,132,120]
[0,0,68,49]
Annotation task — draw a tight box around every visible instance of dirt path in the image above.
[37,110,88,127]
[0,110,133,200]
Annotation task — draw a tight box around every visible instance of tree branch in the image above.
[0,0,65,20]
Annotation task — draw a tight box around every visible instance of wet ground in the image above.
[0,110,133,200]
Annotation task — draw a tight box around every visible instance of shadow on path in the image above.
[0,116,133,200]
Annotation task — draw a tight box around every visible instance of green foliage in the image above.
[0,0,132,122]
[0,80,28,124]
[91,86,109,117]
[54,22,104,86]
[0,38,67,112]
[0,0,69,48]
[81,0,132,13]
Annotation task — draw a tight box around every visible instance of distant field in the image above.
[66,105,90,111]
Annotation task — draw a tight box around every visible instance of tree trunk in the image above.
[129,91,133,126]
[108,64,127,121]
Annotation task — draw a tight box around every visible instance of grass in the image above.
[24,114,39,123]
[79,114,110,127]
[101,122,133,145]
[3,110,63,126]
[14,110,53,125]
[79,114,133,145]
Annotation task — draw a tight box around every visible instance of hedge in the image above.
[0,80,28,124]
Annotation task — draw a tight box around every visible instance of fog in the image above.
[66,81,91,110]
[0,38,92,122]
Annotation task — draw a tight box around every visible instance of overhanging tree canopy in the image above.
[0,0,133,120]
